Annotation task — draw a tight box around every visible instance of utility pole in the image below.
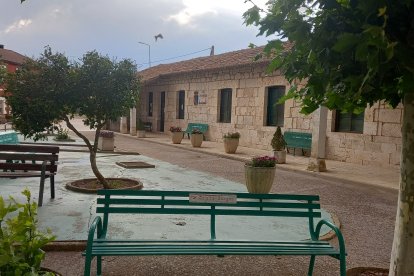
[138,41,151,68]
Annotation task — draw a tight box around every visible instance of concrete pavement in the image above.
[124,131,400,191]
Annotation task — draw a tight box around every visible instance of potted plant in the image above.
[271,126,287,164]
[244,155,277,193]
[137,120,146,138]
[98,130,114,151]
[0,189,58,275]
[170,126,183,144]
[190,128,203,147]
[223,132,240,154]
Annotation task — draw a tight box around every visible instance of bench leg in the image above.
[84,254,92,276]
[50,175,55,199]
[307,255,315,276]
[97,255,102,276]
[38,174,45,207]
[339,253,346,276]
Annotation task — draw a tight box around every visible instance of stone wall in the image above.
[326,102,402,168]
[140,64,401,168]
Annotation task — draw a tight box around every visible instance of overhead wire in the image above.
[137,47,212,67]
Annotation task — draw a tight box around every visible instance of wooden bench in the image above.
[84,190,346,276]
[143,122,152,132]
[183,123,208,139]
[0,144,59,207]
[284,131,312,156]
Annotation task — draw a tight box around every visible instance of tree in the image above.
[244,0,414,275]
[6,47,140,189]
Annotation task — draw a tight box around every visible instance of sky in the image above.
[0,0,270,70]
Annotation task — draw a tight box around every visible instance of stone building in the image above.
[136,46,402,168]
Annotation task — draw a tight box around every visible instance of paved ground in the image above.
[36,128,399,276]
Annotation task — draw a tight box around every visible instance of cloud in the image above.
[4,19,32,34]
[167,0,217,26]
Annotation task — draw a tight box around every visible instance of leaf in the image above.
[333,33,360,53]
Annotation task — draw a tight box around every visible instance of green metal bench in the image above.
[143,122,152,132]
[284,131,312,156]
[0,131,19,144]
[183,123,208,139]
[84,190,346,276]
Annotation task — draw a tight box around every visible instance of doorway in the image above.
[160,92,165,132]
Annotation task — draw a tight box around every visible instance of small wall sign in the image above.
[189,193,237,204]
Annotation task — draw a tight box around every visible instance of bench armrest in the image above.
[87,216,104,245]
[314,219,346,256]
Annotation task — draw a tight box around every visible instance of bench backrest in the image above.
[284,131,312,149]
[96,190,321,240]
[185,123,208,133]
[0,144,59,173]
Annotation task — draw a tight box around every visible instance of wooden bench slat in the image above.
[0,144,59,153]
[0,153,59,161]
[0,163,58,172]
[0,172,53,178]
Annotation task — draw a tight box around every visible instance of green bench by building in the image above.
[284,131,312,156]
[84,190,346,276]
[0,131,19,144]
[183,123,208,139]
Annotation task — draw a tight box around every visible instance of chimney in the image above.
[210,45,214,56]
[0,45,4,49]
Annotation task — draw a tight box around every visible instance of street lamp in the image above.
[138,41,151,68]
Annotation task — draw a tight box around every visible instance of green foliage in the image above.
[223,132,241,139]
[5,47,72,141]
[6,47,140,140]
[271,126,286,151]
[0,189,55,275]
[0,63,7,86]
[54,126,69,141]
[243,0,414,114]
[246,156,277,167]
[5,47,140,187]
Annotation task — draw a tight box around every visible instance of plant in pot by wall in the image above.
[98,130,114,151]
[137,119,146,138]
[170,126,183,144]
[0,189,57,275]
[223,132,240,154]
[271,126,287,164]
[190,128,203,147]
[244,155,277,193]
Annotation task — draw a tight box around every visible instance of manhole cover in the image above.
[116,161,155,169]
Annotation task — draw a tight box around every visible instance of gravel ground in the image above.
[42,133,397,275]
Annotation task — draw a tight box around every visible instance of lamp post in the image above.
[138,41,151,68]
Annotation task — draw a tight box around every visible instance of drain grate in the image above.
[116,161,155,169]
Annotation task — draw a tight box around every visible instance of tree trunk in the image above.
[89,150,109,189]
[390,93,414,275]
[63,117,110,189]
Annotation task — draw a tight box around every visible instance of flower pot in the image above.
[244,165,276,194]
[98,137,114,151]
[190,133,203,147]
[137,130,146,138]
[171,132,183,144]
[223,138,239,154]
[273,150,286,164]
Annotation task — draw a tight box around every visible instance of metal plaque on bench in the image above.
[189,193,237,204]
